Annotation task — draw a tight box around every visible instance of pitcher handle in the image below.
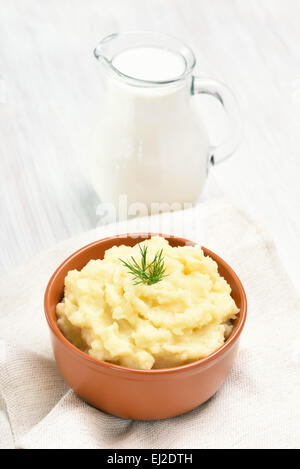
[191,76,242,165]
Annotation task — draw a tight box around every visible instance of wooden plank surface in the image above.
[1,0,299,290]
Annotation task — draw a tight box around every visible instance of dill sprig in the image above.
[119,244,167,286]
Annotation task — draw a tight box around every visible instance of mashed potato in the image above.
[56,237,239,369]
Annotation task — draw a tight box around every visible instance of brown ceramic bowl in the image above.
[44,234,247,420]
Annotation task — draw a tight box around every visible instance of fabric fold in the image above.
[0,198,299,449]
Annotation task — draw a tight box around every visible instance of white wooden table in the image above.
[1,0,300,291]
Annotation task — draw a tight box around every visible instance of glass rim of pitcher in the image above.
[94,31,196,86]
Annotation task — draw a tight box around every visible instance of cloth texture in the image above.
[0,198,299,449]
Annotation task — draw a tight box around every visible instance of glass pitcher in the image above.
[91,32,241,210]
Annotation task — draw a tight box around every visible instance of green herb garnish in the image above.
[119,244,167,286]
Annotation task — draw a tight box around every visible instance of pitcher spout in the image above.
[94,33,118,63]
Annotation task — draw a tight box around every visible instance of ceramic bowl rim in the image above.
[44,233,247,375]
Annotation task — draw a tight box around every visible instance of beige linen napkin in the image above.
[0,198,299,449]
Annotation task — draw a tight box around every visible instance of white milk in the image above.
[112,46,186,81]
[90,47,209,208]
